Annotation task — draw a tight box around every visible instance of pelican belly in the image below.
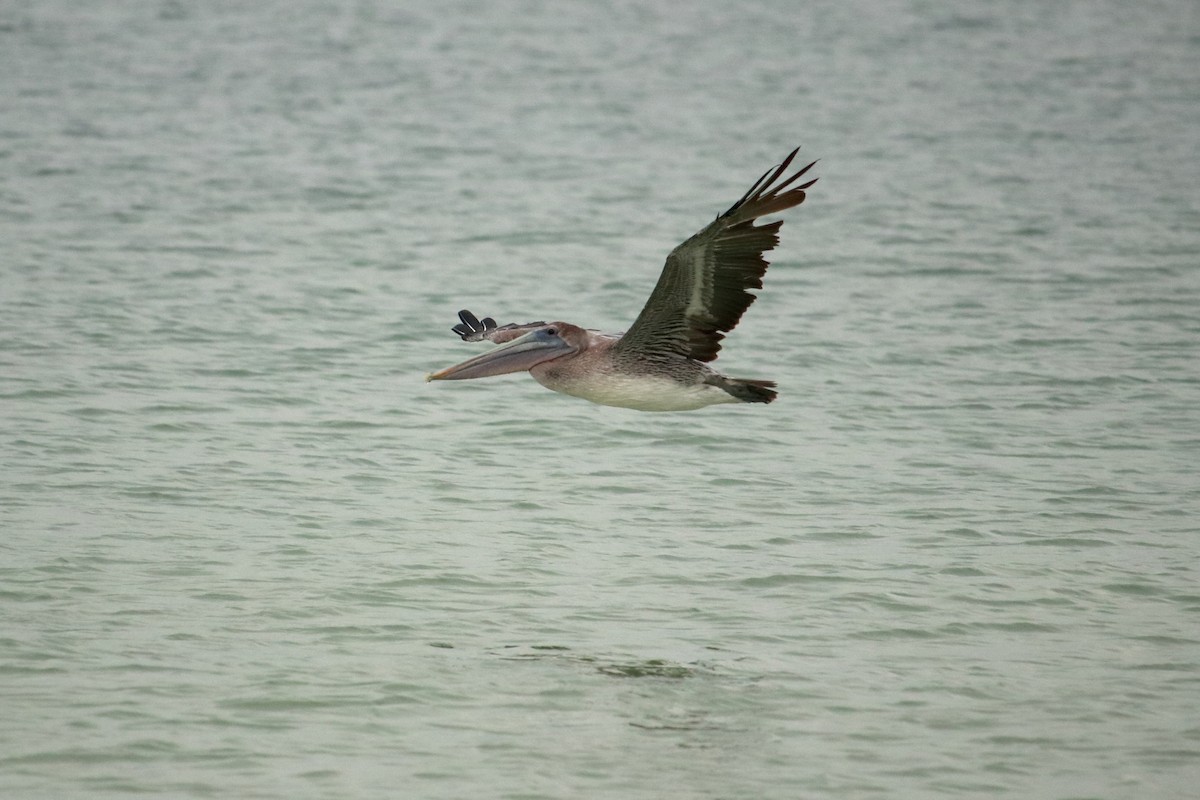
[533,369,737,412]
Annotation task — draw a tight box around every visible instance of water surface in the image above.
[2,1,1199,797]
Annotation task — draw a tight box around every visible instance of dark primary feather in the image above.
[451,309,547,344]
[452,309,497,341]
[614,148,817,364]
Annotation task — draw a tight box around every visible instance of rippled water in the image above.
[3,0,1199,797]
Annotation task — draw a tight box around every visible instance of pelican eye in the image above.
[546,327,558,336]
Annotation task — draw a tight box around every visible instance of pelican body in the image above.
[427,148,818,412]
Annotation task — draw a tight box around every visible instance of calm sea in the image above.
[2,0,1198,797]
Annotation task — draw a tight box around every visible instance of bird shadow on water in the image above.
[481,645,754,737]
[491,643,704,680]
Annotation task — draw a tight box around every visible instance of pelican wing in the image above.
[451,309,547,344]
[613,148,817,363]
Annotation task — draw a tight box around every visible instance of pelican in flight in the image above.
[427,148,818,412]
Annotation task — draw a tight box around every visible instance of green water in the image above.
[3,1,1198,797]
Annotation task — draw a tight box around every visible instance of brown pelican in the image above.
[426,148,817,411]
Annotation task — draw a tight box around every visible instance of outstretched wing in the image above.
[613,148,817,364]
[450,309,547,344]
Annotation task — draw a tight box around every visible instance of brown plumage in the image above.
[613,147,817,364]
[428,149,818,411]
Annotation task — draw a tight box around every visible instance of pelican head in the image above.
[426,323,582,381]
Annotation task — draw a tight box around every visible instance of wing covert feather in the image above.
[613,149,816,363]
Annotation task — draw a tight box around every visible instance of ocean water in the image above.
[2,0,1199,797]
